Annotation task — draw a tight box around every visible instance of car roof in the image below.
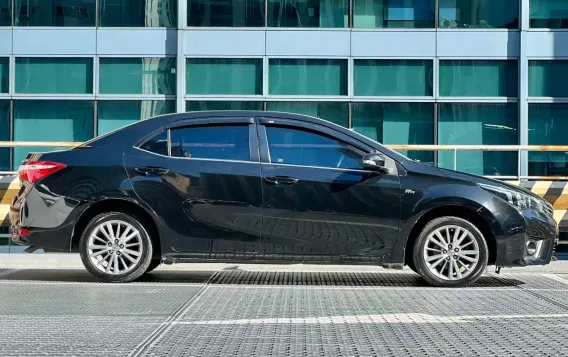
[80,110,408,163]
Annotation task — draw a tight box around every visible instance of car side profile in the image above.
[9,111,558,287]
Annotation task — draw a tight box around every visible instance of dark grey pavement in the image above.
[1,268,568,356]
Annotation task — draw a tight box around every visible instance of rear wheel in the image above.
[79,212,153,283]
[412,216,488,287]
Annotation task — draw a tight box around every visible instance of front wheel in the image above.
[79,212,153,283]
[412,216,488,287]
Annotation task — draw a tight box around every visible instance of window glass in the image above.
[16,58,93,94]
[529,60,568,97]
[528,104,568,176]
[188,0,265,27]
[352,102,434,164]
[268,0,348,28]
[269,59,347,96]
[354,59,433,97]
[354,0,435,28]
[97,101,175,136]
[438,0,519,29]
[530,0,568,29]
[0,100,9,171]
[187,101,264,111]
[170,125,250,161]
[15,0,95,26]
[266,126,364,169]
[100,58,176,95]
[99,0,177,27]
[13,100,94,169]
[140,131,168,156]
[186,59,262,95]
[266,101,348,127]
[438,103,518,176]
[0,0,11,26]
[0,58,7,93]
[439,60,518,97]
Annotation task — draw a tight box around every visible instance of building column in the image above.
[519,0,530,178]
[176,0,186,113]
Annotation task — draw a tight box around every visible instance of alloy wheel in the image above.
[87,220,143,275]
[422,225,480,281]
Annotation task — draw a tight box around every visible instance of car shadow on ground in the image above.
[0,268,525,288]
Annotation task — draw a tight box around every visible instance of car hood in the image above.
[436,167,544,201]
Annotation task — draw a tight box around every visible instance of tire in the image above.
[144,259,161,275]
[79,212,153,283]
[412,216,488,287]
[406,259,418,274]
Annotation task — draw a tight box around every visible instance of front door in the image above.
[257,118,401,262]
[124,117,262,255]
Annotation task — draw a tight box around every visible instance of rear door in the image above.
[124,117,262,255]
[257,118,402,262]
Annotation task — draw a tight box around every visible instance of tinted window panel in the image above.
[266,126,364,170]
[354,0,435,28]
[140,131,169,156]
[530,0,568,29]
[0,0,10,26]
[0,58,7,93]
[99,0,177,27]
[438,0,519,29]
[170,125,250,161]
[354,59,433,96]
[188,0,265,27]
[15,0,95,26]
[186,58,262,95]
[99,58,176,95]
[16,58,93,94]
[268,0,348,28]
[97,100,176,136]
[528,104,568,176]
[0,100,9,171]
[439,60,518,97]
[187,101,264,111]
[529,60,568,97]
[269,59,347,96]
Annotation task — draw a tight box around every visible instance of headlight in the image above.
[479,183,545,212]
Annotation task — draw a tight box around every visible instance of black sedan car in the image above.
[10,111,557,287]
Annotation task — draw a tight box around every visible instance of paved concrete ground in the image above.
[1,264,568,356]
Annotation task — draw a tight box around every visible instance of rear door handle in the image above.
[135,166,169,176]
[263,176,298,186]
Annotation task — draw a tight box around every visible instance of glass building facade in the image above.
[0,0,566,179]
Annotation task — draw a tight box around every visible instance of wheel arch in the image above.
[70,198,162,259]
[403,205,498,266]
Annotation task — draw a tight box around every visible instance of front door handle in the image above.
[135,166,170,176]
[263,176,298,186]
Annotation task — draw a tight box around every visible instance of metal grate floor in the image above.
[1,269,568,356]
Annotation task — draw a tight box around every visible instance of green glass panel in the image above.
[269,59,347,96]
[0,58,8,93]
[266,102,348,127]
[438,103,518,176]
[438,0,519,29]
[0,0,11,26]
[186,59,262,95]
[268,0,348,28]
[16,58,93,94]
[528,104,568,176]
[188,0,265,26]
[353,0,435,28]
[99,0,177,27]
[354,60,433,96]
[530,0,568,29]
[15,0,95,26]
[0,100,9,171]
[439,60,518,97]
[97,101,175,136]
[352,102,434,164]
[100,58,176,95]
[13,100,94,169]
[187,101,264,111]
[529,61,568,97]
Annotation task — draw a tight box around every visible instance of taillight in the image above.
[18,161,67,183]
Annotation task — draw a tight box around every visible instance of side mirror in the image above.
[362,153,386,171]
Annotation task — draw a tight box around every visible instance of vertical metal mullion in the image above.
[95,0,99,27]
[93,100,98,138]
[434,0,439,29]
[433,102,438,166]
[9,100,13,171]
[265,0,268,27]
[348,0,353,28]
[348,102,352,129]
